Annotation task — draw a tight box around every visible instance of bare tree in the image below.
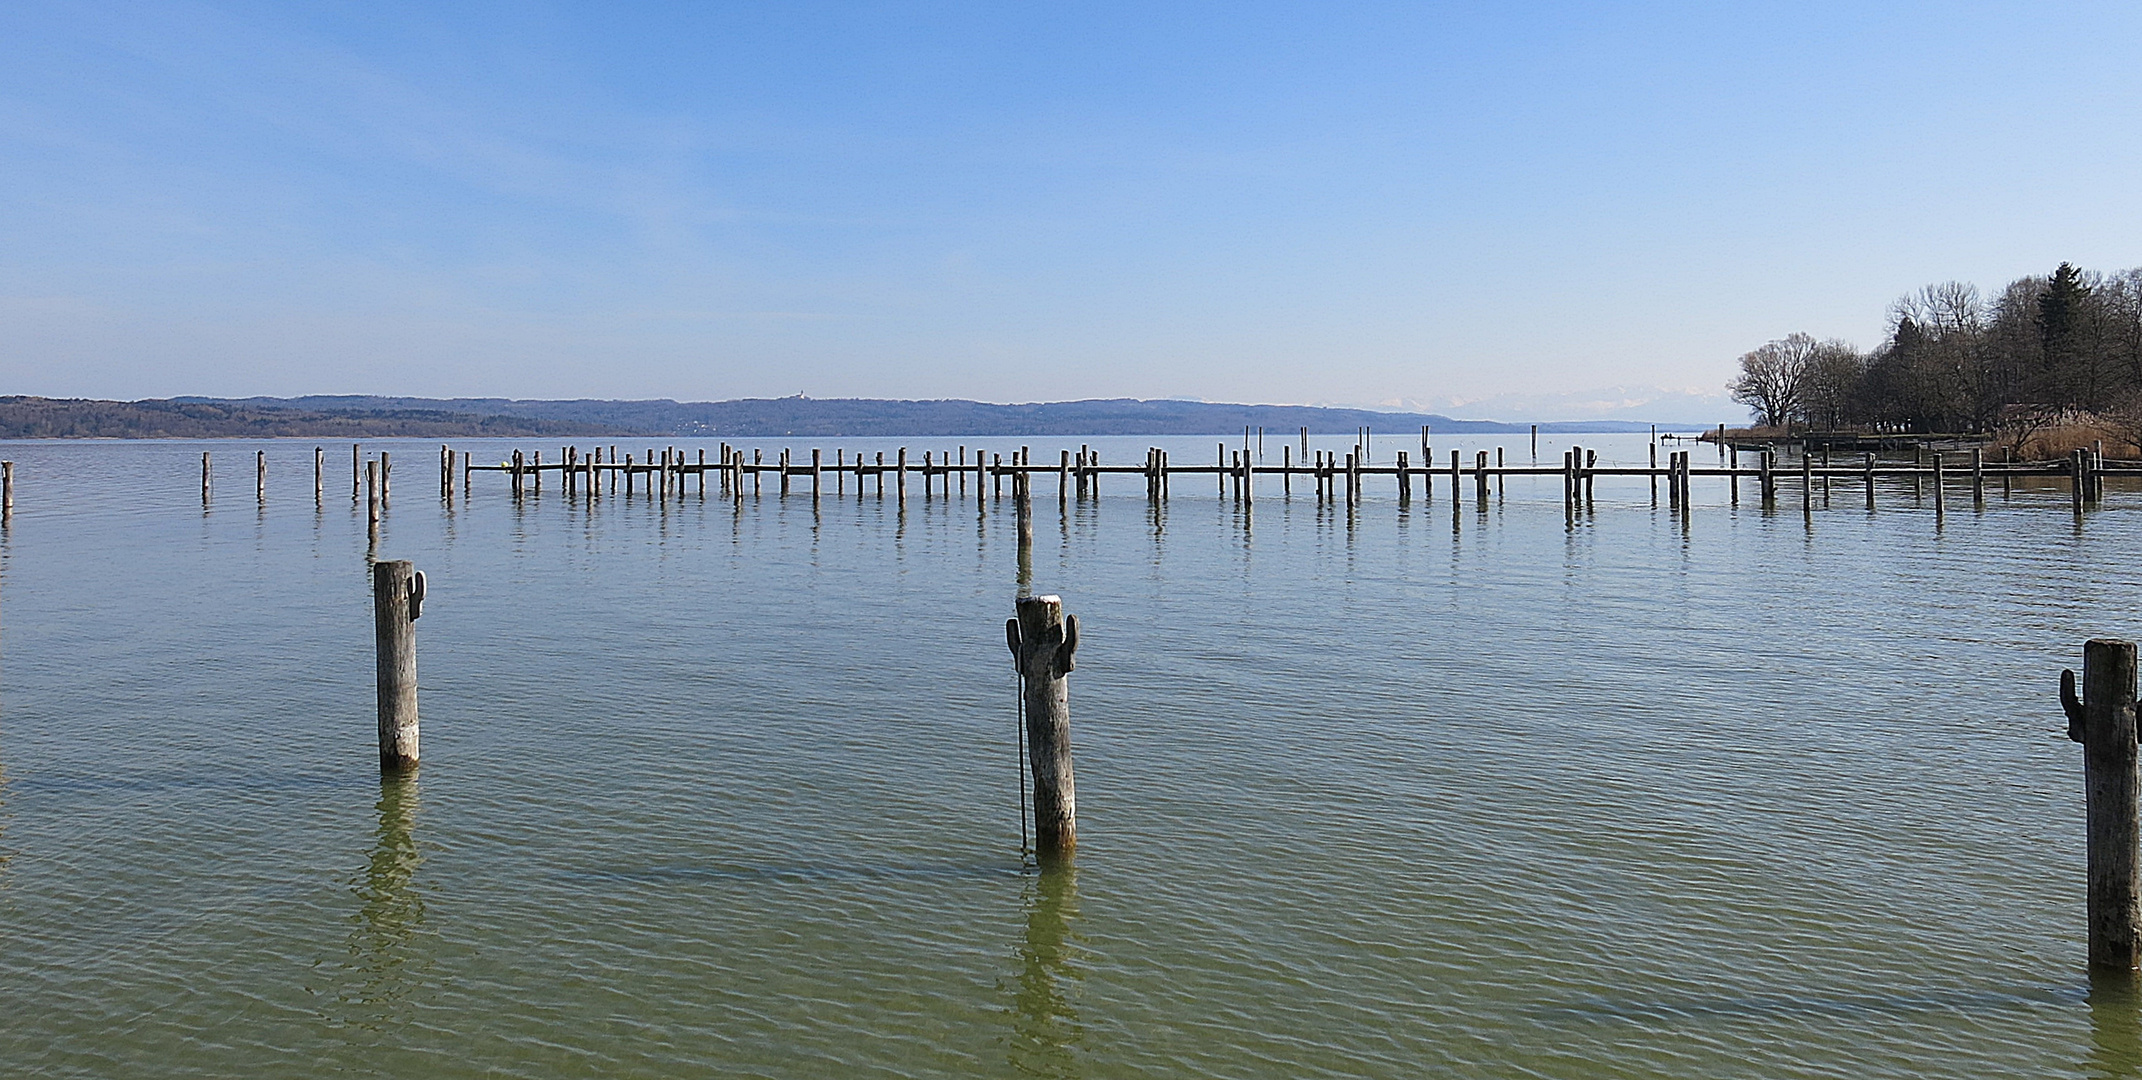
[1800,339,1866,429]
[1729,332,1819,428]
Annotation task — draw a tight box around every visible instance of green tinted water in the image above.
[0,436,2134,1078]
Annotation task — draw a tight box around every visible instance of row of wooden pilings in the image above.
[454,439,2127,518]
[361,551,2142,954]
[188,437,2123,518]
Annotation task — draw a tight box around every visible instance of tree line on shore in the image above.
[1730,263,2142,449]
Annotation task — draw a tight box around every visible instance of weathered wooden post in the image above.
[896,448,908,502]
[1800,448,1812,510]
[1,460,12,519]
[201,451,211,504]
[366,460,380,524]
[1650,441,1659,501]
[1668,448,1682,509]
[380,451,391,502]
[2063,639,2142,970]
[1396,450,1409,504]
[352,443,361,501]
[1584,449,1597,502]
[1475,450,1490,500]
[1016,467,1034,549]
[372,559,424,773]
[1760,450,1776,506]
[1007,595,1078,861]
[1932,452,1946,514]
[315,447,325,505]
[256,449,266,502]
[1864,452,1876,509]
[2075,450,2088,515]
[1972,447,1984,506]
[1530,424,1537,458]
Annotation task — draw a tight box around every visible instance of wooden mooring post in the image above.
[315,447,324,505]
[2,460,12,519]
[2063,639,2141,970]
[372,559,424,773]
[1008,595,1078,861]
[201,451,211,505]
[366,460,380,524]
[256,449,266,503]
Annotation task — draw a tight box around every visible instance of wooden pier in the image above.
[428,436,2130,516]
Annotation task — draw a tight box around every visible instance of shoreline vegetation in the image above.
[0,394,1680,440]
[1726,261,2142,460]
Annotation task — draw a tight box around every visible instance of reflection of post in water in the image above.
[1005,864,1083,1077]
[341,775,428,1022]
[2090,969,2142,1079]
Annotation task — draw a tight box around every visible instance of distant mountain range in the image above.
[0,394,1706,439]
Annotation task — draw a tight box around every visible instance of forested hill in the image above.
[0,397,617,439]
[183,395,1665,437]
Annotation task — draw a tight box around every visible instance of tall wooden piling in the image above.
[352,443,361,500]
[1475,450,1489,499]
[201,451,212,504]
[1016,468,1034,548]
[1396,450,1410,503]
[2075,450,2087,515]
[2063,639,2142,970]
[255,449,266,502]
[372,559,423,773]
[1,460,11,519]
[1932,452,1946,514]
[1760,450,1776,506]
[1972,448,1984,506]
[366,460,380,524]
[1008,595,1078,861]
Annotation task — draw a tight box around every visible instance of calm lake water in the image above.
[2,433,2138,1078]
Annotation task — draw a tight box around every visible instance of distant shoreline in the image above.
[0,395,1722,440]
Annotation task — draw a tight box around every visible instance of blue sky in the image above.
[3,2,2138,414]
